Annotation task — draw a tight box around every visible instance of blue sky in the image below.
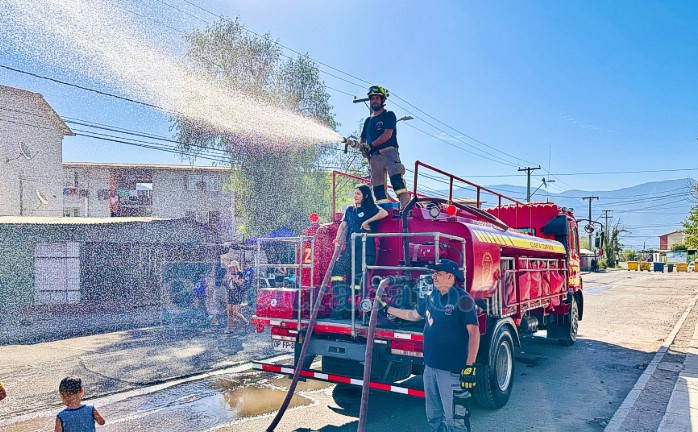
[1,0,697,199]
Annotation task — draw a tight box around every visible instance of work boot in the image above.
[398,192,410,210]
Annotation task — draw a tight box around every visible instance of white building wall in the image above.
[61,165,238,240]
[151,169,235,239]
[62,167,111,217]
[668,232,685,249]
[0,87,66,216]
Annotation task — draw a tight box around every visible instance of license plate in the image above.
[272,339,295,352]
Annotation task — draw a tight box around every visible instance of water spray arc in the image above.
[1,0,340,147]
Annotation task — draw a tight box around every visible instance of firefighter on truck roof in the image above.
[379,259,480,432]
[359,85,410,208]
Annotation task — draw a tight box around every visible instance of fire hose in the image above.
[266,225,346,432]
[358,275,407,432]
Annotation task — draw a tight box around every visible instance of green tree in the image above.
[622,249,638,262]
[172,18,355,236]
[603,222,626,268]
[579,237,589,250]
[672,243,688,252]
[682,205,698,249]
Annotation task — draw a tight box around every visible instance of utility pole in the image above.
[601,209,613,238]
[519,166,541,202]
[582,196,599,251]
[19,174,24,216]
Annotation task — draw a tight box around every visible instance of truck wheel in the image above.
[474,325,515,409]
[558,297,579,346]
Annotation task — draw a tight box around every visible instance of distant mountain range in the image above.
[440,178,697,250]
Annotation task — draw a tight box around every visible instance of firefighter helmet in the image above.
[367,85,388,99]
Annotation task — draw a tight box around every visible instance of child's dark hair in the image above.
[356,184,375,207]
[59,376,82,395]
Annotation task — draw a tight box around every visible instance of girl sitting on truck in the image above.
[331,185,389,312]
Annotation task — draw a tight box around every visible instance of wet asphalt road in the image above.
[2,270,697,431]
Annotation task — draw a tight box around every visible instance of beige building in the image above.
[1,85,238,241]
[0,85,74,217]
[62,162,237,240]
[659,230,685,251]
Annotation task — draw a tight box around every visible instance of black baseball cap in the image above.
[427,259,465,282]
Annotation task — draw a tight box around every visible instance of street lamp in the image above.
[530,178,555,200]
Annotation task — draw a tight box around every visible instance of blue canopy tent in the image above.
[243,226,296,245]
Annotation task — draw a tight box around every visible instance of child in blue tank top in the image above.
[55,376,105,432]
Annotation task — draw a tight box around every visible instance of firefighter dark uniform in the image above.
[360,85,410,208]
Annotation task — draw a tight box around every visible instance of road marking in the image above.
[604,290,698,432]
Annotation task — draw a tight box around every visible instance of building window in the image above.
[187,174,220,192]
[63,208,80,217]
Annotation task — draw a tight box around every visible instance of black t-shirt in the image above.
[342,204,381,254]
[360,110,398,153]
[343,204,381,238]
[416,286,479,373]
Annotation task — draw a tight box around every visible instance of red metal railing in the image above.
[412,160,532,227]
[331,170,428,217]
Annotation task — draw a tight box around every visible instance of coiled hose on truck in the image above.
[266,225,346,432]
[358,275,407,432]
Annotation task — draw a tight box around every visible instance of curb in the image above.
[604,291,698,431]
[657,312,698,430]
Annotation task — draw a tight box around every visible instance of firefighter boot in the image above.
[389,173,409,209]
[373,184,388,203]
[452,390,472,432]
[397,192,410,209]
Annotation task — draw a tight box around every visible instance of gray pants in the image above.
[424,365,470,432]
[368,147,408,205]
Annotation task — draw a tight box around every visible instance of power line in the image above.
[390,92,539,168]
[548,168,698,176]
[400,121,518,167]
[0,64,164,110]
[152,0,545,171]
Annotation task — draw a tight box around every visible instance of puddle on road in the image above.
[3,371,332,431]
[3,417,54,432]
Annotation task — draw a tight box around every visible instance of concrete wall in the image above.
[0,219,222,309]
[0,87,67,217]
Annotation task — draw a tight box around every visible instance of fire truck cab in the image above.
[252,161,583,408]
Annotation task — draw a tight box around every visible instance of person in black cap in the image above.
[380,259,479,432]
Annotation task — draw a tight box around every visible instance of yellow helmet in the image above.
[367,85,388,99]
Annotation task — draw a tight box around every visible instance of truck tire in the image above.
[474,325,515,409]
[558,297,579,346]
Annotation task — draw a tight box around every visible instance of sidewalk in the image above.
[0,306,162,345]
[0,305,271,422]
[658,316,698,430]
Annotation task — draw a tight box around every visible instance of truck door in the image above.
[567,221,581,288]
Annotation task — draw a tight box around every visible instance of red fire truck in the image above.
[252,161,582,408]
